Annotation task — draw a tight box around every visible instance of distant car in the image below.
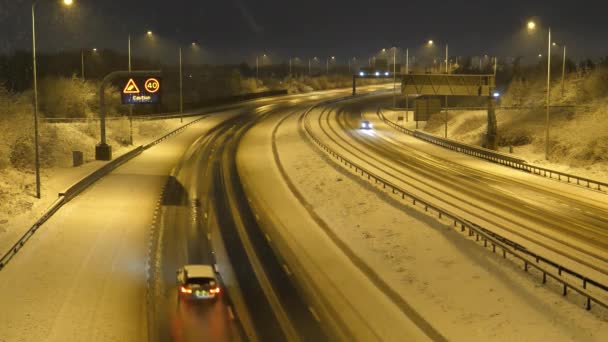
[176,264,220,301]
[360,120,373,130]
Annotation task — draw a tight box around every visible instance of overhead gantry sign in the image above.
[401,73,499,150]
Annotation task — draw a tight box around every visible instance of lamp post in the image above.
[31,0,74,199]
[128,34,133,145]
[308,58,311,75]
[444,44,448,138]
[256,54,267,81]
[405,48,409,123]
[179,46,183,122]
[528,20,552,160]
[390,47,397,107]
[326,56,335,74]
[81,48,85,81]
[553,42,567,98]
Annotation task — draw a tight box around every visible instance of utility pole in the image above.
[256,56,259,81]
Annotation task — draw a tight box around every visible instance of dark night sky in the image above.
[1,0,607,64]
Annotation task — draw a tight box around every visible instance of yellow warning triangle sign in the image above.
[123,78,140,94]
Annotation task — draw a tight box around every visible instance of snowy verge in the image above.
[0,116,201,258]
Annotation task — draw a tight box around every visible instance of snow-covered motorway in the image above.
[3,87,605,342]
[304,94,608,300]
[0,86,389,342]
[307,94,608,282]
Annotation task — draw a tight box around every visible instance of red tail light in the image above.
[180,286,192,294]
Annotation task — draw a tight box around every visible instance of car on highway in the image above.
[360,120,373,130]
[176,264,221,301]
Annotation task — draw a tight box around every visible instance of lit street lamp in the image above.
[326,56,335,74]
[527,20,552,160]
[552,42,567,97]
[256,54,267,80]
[80,47,98,81]
[31,0,74,199]
[126,30,155,144]
[309,57,318,76]
[426,39,449,137]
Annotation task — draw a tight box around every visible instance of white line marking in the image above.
[308,306,321,322]
[282,264,291,276]
[207,233,211,241]
[265,234,271,243]
[227,305,235,320]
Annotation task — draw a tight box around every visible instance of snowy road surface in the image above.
[306,95,608,286]
[0,86,390,342]
[0,113,235,341]
[273,97,608,340]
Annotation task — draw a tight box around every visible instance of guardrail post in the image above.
[586,297,591,310]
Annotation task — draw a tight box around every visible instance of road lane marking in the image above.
[227,305,235,320]
[282,264,291,276]
[308,306,321,322]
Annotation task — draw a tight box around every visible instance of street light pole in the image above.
[392,47,397,108]
[444,44,448,138]
[179,47,183,123]
[445,44,449,73]
[31,2,41,199]
[561,45,566,98]
[405,48,409,122]
[545,27,552,160]
[128,34,134,145]
[256,56,259,80]
[81,48,85,81]
[30,0,74,198]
